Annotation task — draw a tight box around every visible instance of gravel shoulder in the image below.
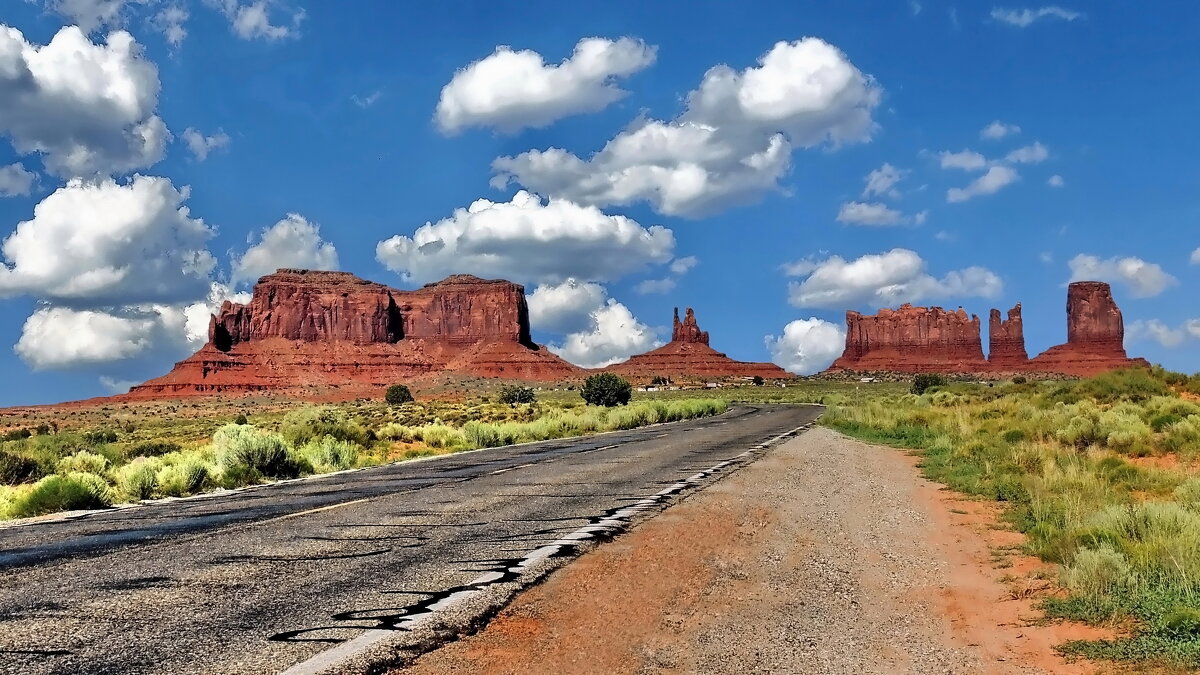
[398,426,1106,675]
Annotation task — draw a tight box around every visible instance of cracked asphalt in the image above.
[0,404,820,675]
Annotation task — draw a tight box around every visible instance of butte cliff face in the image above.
[609,307,790,380]
[823,281,1149,377]
[1028,281,1150,376]
[988,304,1028,369]
[129,269,576,398]
[827,304,989,373]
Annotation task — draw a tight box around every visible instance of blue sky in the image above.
[1,0,1198,405]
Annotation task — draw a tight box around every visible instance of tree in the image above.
[911,373,947,395]
[499,385,536,405]
[752,375,765,386]
[581,373,632,407]
[650,375,669,386]
[385,384,414,405]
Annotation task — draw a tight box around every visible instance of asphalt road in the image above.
[0,404,820,675]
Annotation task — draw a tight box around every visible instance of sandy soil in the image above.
[397,427,1114,675]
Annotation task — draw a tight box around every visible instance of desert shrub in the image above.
[1067,369,1170,404]
[463,421,503,448]
[280,407,369,448]
[0,450,43,484]
[9,473,112,518]
[1012,376,1028,385]
[212,424,304,479]
[1061,544,1135,606]
[376,423,417,442]
[581,373,632,407]
[233,413,249,425]
[57,451,109,475]
[414,424,467,450]
[911,374,947,395]
[82,428,119,445]
[298,436,359,472]
[1,428,31,441]
[1164,417,1200,455]
[126,440,182,458]
[156,459,211,497]
[498,385,536,405]
[116,458,161,501]
[385,384,414,405]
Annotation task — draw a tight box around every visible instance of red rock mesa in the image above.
[824,281,1149,377]
[128,270,579,398]
[826,304,989,373]
[610,308,791,381]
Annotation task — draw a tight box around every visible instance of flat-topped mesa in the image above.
[1029,281,1150,376]
[987,304,1029,369]
[210,270,402,350]
[827,304,988,373]
[128,269,576,398]
[672,307,709,345]
[610,307,789,380]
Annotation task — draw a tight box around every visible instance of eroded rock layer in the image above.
[610,308,790,380]
[827,304,989,373]
[129,270,578,398]
[988,304,1029,369]
[1029,281,1150,376]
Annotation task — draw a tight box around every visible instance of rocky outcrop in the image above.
[128,270,577,398]
[987,304,1028,369]
[826,304,989,373]
[672,307,709,344]
[823,281,1150,377]
[610,308,790,381]
[1028,281,1150,376]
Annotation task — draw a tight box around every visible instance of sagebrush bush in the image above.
[126,440,182,458]
[498,385,536,405]
[117,458,161,501]
[57,451,109,475]
[281,407,370,448]
[156,459,211,497]
[9,473,112,518]
[299,436,359,472]
[212,424,304,479]
[0,449,43,484]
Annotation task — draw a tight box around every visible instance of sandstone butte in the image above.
[824,281,1150,377]
[609,307,791,380]
[127,270,581,398]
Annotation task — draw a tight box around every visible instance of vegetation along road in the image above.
[0,403,819,674]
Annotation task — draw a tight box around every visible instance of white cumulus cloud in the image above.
[549,299,660,368]
[764,318,846,374]
[836,201,909,226]
[376,191,674,284]
[493,37,882,218]
[182,127,230,161]
[939,149,988,171]
[231,213,339,285]
[785,248,1003,309]
[1126,319,1186,349]
[947,165,1019,203]
[1048,174,1064,187]
[991,6,1082,27]
[1068,254,1177,298]
[1005,141,1048,164]
[206,0,305,41]
[0,175,215,304]
[526,279,608,334]
[0,25,167,177]
[862,162,906,198]
[436,37,656,134]
[0,163,36,197]
[981,120,1021,140]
